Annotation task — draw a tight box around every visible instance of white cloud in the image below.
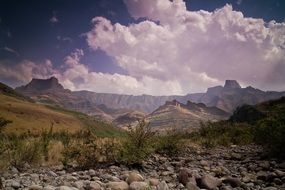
[86,0,285,93]
[57,49,182,95]
[0,59,55,83]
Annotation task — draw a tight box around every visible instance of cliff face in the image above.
[146,100,229,129]
[15,77,285,124]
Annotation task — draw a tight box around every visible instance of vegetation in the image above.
[118,120,155,165]
[191,97,285,159]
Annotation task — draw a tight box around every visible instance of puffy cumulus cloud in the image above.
[0,59,55,84]
[57,49,182,95]
[87,0,285,93]
[0,49,182,95]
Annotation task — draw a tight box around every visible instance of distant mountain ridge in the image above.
[14,77,285,128]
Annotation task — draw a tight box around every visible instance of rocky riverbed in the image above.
[1,145,285,190]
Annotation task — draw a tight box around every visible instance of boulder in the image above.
[200,174,222,189]
[129,182,149,190]
[126,172,144,184]
[106,181,129,190]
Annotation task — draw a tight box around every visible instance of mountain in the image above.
[0,83,122,136]
[146,100,229,130]
[15,77,285,127]
[197,80,285,112]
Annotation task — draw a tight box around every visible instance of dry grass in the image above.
[0,94,88,134]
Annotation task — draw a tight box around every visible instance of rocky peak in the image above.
[17,77,65,92]
[224,80,241,89]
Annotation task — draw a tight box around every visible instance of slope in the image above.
[0,85,122,136]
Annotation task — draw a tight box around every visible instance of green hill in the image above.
[0,83,122,137]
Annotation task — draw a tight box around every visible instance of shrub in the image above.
[155,129,184,156]
[62,131,120,169]
[6,138,42,170]
[118,120,155,165]
[192,121,254,148]
[254,118,285,159]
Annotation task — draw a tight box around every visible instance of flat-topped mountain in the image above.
[16,77,66,93]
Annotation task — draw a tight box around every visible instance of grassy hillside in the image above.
[0,94,123,137]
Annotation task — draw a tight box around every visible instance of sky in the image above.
[0,0,285,95]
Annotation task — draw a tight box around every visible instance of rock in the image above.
[43,186,56,190]
[87,181,101,190]
[48,171,58,177]
[56,186,78,190]
[257,171,268,181]
[11,180,21,189]
[200,160,209,166]
[222,177,241,187]
[200,174,222,189]
[149,178,159,186]
[220,186,232,190]
[106,181,129,190]
[88,169,96,177]
[262,187,278,190]
[29,185,43,190]
[230,153,242,160]
[259,161,270,169]
[129,182,149,190]
[157,181,169,190]
[186,182,200,190]
[126,172,144,184]
[73,181,84,189]
[178,168,196,186]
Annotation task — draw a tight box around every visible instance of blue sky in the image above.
[0,0,285,95]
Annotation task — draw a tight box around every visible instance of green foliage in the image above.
[155,130,184,156]
[229,105,265,124]
[62,131,120,169]
[118,120,155,165]
[254,118,285,159]
[5,137,42,170]
[40,124,54,161]
[192,121,254,148]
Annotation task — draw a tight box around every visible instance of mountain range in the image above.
[14,77,285,128]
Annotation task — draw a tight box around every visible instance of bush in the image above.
[118,120,155,165]
[6,137,43,170]
[155,129,184,156]
[254,118,285,159]
[62,131,120,169]
[192,121,254,148]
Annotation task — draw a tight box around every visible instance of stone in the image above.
[88,181,101,190]
[129,181,149,190]
[73,181,84,189]
[186,182,200,190]
[29,185,43,190]
[56,186,78,190]
[222,177,242,187]
[157,181,169,190]
[43,186,56,190]
[200,174,222,189]
[259,161,270,169]
[257,171,268,181]
[262,187,278,190]
[178,168,196,186]
[149,178,159,186]
[126,172,144,184]
[11,180,21,189]
[88,169,96,177]
[106,181,129,190]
